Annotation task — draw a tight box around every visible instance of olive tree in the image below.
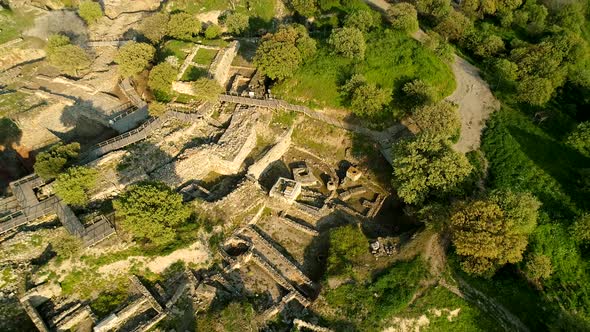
[148,62,178,101]
[139,12,170,44]
[254,24,316,80]
[77,0,103,25]
[34,142,80,180]
[224,12,249,35]
[54,166,98,207]
[342,74,391,117]
[387,3,419,33]
[328,27,366,60]
[392,133,472,204]
[412,100,460,139]
[114,182,192,245]
[115,42,155,77]
[167,12,201,40]
[45,34,91,76]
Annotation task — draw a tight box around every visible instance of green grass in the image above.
[274,29,455,120]
[159,40,193,62]
[397,286,501,331]
[0,10,33,44]
[167,0,229,14]
[194,48,218,65]
[0,91,44,117]
[181,66,208,81]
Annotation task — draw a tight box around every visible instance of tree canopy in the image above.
[139,12,170,44]
[566,121,590,157]
[387,3,419,33]
[34,142,80,180]
[291,0,318,17]
[54,166,98,207]
[345,9,381,32]
[328,27,366,60]
[254,24,316,80]
[114,182,192,245]
[412,100,460,139]
[224,12,249,35]
[115,42,155,77]
[167,12,201,40]
[148,62,178,102]
[451,191,540,276]
[342,74,391,117]
[77,0,103,25]
[45,34,91,76]
[392,133,472,204]
[205,24,222,39]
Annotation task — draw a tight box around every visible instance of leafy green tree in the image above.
[344,9,380,32]
[435,10,473,41]
[319,0,340,11]
[167,12,201,40]
[402,79,437,108]
[148,62,178,101]
[524,254,552,281]
[192,78,223,102]
[409,0,451,19]
[387,3,419,33]
[115,42,155,77]
[77,0,103,25]
[571,214,590,243]
[254,24,316,80]
[291,0,318,17]
[392,133,472,204]
[493,58,519,83]
[554,3,585,33]
[342,74,391,116]
[412,100,460,139]
[114,182,192,245]
[514,0,548,35]
[54,166,98,207]
[451,191,539,276]
[474,34,505,58]
[204,24,222,39]
[224,12,249,35]
[516,76,553,106]
[34,142,80,180]
[328,27,365,59]
[45,34,91,76]
[139,12,170,44]
[566,122,590,157]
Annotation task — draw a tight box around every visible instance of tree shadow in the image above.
[57,99,118,149]
[507,125,590,211]
[0,118,24,195]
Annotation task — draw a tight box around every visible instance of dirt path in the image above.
[364,0,500,153]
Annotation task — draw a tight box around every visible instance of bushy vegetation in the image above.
[139,12,170,44]
[77,0,103,25]
[195,301,258,331]
[148,62,178,102]
[45,34,91,76]
[54,166,99,207]
[254,24,316,80]
[34,142,80,180]
[114,182,192,246]
[325,258,428,330]
[167,12,201,40]
[115,42,156,77]
[328,27,366,60]
[273,29,455,121]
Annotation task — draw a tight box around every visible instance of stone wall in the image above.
[248,128,293,180]
[210,41,239,87]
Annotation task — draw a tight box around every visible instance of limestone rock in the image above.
[101,0,161,19]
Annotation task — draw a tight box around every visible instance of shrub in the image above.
[224,12,249,35]
[139,12,170,44]
[45,34,91,76]
[34,142,80,180]
[204,24,222,39]
[328,27,366,60]
[148,62,178,101]
[167,12,200,40]
[387,3,419,33]
[392,133,472,204]
[113,182,192,245]
[77,0,103,25]
[254,24,316,80]
[53,166,98,207]
[115,42,155,77]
